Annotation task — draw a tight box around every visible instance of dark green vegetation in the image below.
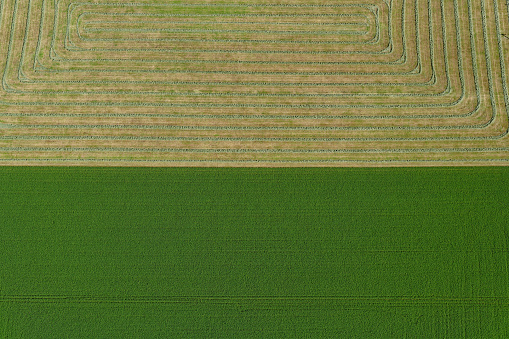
[1,167,508,337]
[1,0,509,165]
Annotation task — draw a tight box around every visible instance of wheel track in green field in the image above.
[2,294,509,307]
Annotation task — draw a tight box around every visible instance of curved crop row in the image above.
[0,0,507,165]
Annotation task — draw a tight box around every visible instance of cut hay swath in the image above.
[0,0,508,166]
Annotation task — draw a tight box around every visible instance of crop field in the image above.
[0,167,508,337]
[0,0,507,166]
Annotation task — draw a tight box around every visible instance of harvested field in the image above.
[0,0,508,165]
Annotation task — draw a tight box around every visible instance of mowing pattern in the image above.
[0,0,508,166]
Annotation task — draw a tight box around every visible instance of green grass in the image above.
[0,167,508,337]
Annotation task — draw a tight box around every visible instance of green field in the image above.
[0,167,508,337]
